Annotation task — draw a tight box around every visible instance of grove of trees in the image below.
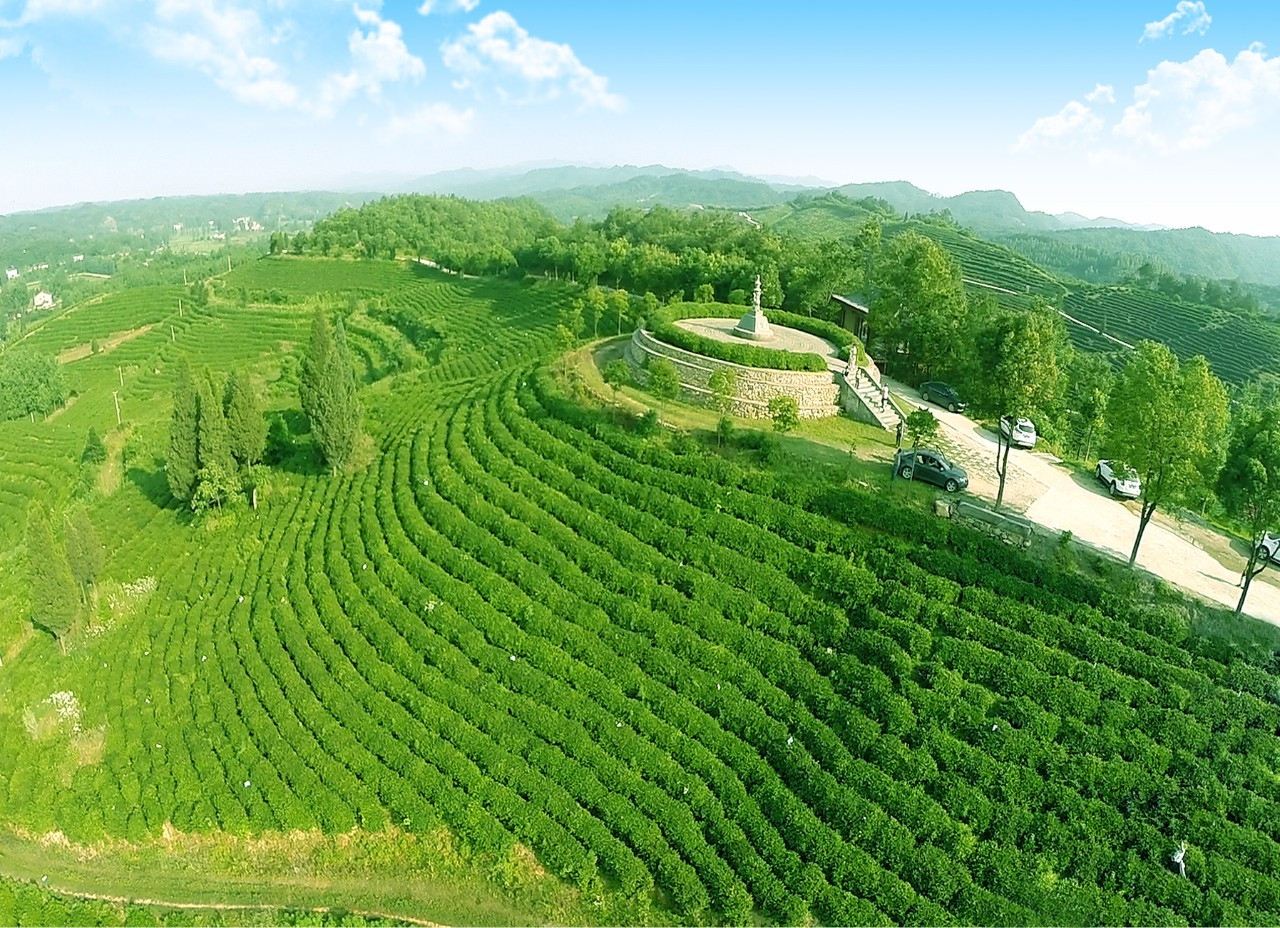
[0,349,68,421]
[167,362,267,511]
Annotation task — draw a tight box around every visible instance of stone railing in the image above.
[859,354,884,390]
[625,329,841,419]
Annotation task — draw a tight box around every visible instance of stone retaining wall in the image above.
[625,328,841,419]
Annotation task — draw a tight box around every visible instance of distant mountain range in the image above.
[4,163,1279,286]
[389,165,1163,233]
[386,165,1280,284]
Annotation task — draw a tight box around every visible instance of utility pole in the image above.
[179,298,183,317]
[112,390,121,426]
[170,325,175,342]
[117,366,123,387]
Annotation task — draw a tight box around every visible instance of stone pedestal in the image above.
[733,308,773,341]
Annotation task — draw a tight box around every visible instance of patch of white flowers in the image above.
[122,576,158,597]
[44,691,83,733]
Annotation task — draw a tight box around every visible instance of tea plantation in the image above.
[1,257,1279,925]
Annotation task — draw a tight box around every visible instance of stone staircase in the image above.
[835,363,902,432]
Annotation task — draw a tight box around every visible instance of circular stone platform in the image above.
[674,317,842,363]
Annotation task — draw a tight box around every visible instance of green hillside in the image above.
[758,195,1280,383]
[519,174,789,223]
[2,255,1280,924]
[1006,226,1280,287]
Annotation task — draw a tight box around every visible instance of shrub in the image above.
[646,358,680,401]
[768,395,800,433]
[905,408,939,446]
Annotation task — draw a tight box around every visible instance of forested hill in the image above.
[505,174,791,224]
[295,192,1280,387]
[0,190,380,272]
[386,167,1280,286]
[999,226,1280,287]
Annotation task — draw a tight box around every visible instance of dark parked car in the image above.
[894,448,969,492]
[920,381,966,412]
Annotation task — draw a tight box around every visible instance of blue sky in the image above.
[1,1,1278,235]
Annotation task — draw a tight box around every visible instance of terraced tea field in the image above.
[2,257,1279,925]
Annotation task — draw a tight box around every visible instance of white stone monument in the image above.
[733,275,773,341]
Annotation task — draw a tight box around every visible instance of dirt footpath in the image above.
[886,378,1280,629]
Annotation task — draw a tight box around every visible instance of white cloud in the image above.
[1114,44,1280,152]
[316,4,426,116]
[1085,83,1115,104]
[441,11,623,111]
[381,101,474,140]
[143,1,300,109]
[419,0,479,14]
[1141,1,1211,42]
[0,36,26,58]
[1014,99,1103,150]
[10,0,107,26]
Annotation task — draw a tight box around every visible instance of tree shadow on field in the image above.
[126,461,177,511]
[264,409,327,477]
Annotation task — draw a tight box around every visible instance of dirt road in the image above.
[888,379,1280,628]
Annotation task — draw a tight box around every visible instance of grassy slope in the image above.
[0,258,621,925]
[2,257,1280,925]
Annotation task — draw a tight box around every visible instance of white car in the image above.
[1259,532,1280,565]
[1096,460,1141,499]
[1000,416,1037,449]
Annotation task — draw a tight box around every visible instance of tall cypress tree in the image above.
[65,508,104,603]
[300,311,363,473]
[26,503,78,647]
[196,374,234,473]
[300,309,335,463]
[224,370,267,468]
[167,363,199,503]
[328,317,364,471]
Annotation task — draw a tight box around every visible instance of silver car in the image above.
[1096,460,1141,499]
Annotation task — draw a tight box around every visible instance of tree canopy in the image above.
[26,502,78,646]
[1217,394,1280,614]
[1106,341,1229,566]
[871,231,968,382]
[167,363,200,504]
[0,349,68,421]
[301,310,364,473]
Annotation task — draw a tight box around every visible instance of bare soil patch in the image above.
[57,324,155,364]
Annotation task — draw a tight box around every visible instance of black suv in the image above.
[920,381,966,413]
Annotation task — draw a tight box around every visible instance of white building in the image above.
[5,268,17,280]
[33,291,54,310]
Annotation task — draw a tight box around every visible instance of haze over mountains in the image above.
[5,163,1280,286]
[385,164,1160,232]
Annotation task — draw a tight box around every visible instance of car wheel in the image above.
[947,403,957,412]
[900,466,914,481]
[1095,464,1103,481]
[1109,480,1119,498]
[945,478,959,493]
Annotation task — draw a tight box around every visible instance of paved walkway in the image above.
[885,377,1280,628]
[674,318,840,359]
